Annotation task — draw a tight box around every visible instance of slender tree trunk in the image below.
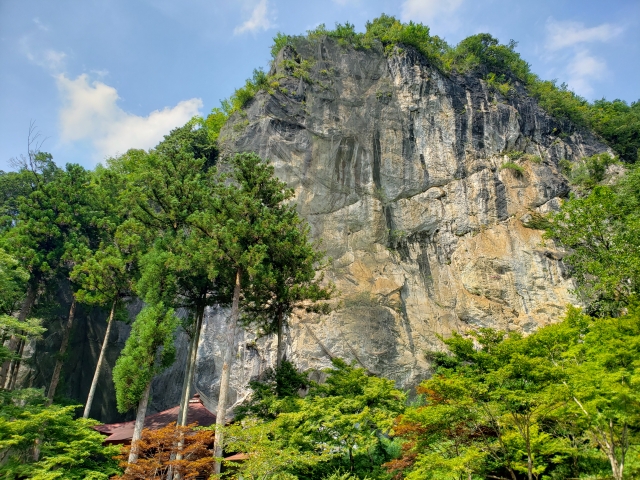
[47,296,77,402]
[0,282,37,388]
[170,307,204,480]
[213,268,241,474]
[83,300,116,418]
[178,307,204,426]
[7,339,26,390]
[127,380,152,466]
[276,307,284,368]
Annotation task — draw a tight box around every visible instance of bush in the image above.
[500,162,525,175]
[0,389,121,479]
[563,153,619,187]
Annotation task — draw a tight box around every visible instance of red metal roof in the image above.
[96,395,216,445]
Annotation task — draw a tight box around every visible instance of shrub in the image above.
[505,150,524,160]
[500,162,525,175]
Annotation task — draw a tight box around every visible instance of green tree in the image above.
[557,307,640,480]
[546,166,640,316]
[224,359,406,479]
[0,249,45,371]
[0,153,58,390]
[112,302,178,465]
[67,163,138,419]
[115,121,221,433]
[0,388,121,479]
[1,159,106,399]
[189,152,332,473]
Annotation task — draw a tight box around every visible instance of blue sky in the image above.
[1,0,638,171]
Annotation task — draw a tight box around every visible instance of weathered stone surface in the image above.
[203,36,609,405]
[19,36,611,420]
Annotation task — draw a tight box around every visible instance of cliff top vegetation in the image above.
[208,14,639,164]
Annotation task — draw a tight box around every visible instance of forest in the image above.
[0,15,639,480]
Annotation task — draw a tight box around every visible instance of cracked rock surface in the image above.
[20,36,611,420]
[199,36,609,406]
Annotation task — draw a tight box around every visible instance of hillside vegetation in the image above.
[209,14,639,164]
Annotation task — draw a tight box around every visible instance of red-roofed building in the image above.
[95,394,216,445]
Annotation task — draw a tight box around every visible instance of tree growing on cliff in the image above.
[546,165,640,316]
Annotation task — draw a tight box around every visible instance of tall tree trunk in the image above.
[7,339,26,390]
[127,380,152,466]
[178,306,204,426]
[170,306,204,480]
[0,282,37,388]
[276,307,284,368]
[213,268,241,474]
[47,296,77,402]
[83,300,116,418]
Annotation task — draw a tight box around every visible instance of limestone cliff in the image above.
[18,36,611,419]
[193,36,609,407]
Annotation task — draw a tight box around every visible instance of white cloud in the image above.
[401,0,464,24]
[234,0,274,35]
[565,50,607,96]
[20,36,67,73]
[56,74,202,161]
[542,18,622,98]
[32,17,50,32]
[545,19,623,51]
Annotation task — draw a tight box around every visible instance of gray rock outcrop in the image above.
[18,36,611,420]
[203,36,608,405]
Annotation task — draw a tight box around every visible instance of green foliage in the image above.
[589,99,640,163]
[112,303,178,413]
[235,360,311,420]
[271,32,293,59]
[521,212,553,231]
[268,17,639,162]
[0,248,29,317]
[444,33,532,81]
[562,152,620,187]
[390,309,640,480]
[500,161,525,175]
[224,359,406,479]
[0,389,121,479]
[505,150,524,160]
[220,68,270,116]
[546,166,640,315]
[529,80,590,127]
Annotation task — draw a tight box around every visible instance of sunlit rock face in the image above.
[199,35,609,406]
[19,36,611,421]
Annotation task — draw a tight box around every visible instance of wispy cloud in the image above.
[234,0,274,35]
[20,36,67,73]
[56,74,202,162]
[32,17,50,32]
[543,18,623,97]
[401,0,464,24]
[565,50,607,96]
[545,19,624,51]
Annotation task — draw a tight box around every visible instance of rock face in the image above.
[207,36,609,401]
[18,36,610,420]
